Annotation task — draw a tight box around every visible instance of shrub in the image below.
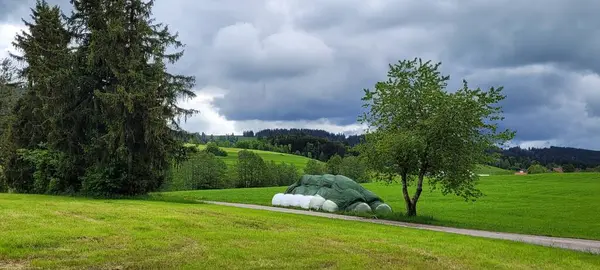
[339,156,369,182]
[527,164,548,174]
[326,154,343,174]
[562,164,576,173]
[304,159,326,175]
[236,150,268,188]
[234,140,251,149]
[81,162,128,197]
[204,142,227,157]
[163,151,231,191]
[189,152,229,189]
[3,145,73,194]
[267,161,300,186]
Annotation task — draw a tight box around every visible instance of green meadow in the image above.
[157,173,600,240]
[1,194,599,269]
[194,144,314,169]
[183,145,511,175]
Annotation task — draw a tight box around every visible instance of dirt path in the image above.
[204,201,600,254]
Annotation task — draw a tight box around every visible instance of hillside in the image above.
[1,194,598,269]
[195,144,314,169]
[163,145,318,191]
[495,146,600,170]
[184,145,507,176]
[197,129,600,170]
[474,164,513,175]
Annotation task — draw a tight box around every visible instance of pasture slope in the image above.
[186,145,511,175]
[195,144,314,170]
[158,173,600,241]
[1,194,599,269]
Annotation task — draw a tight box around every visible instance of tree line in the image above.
[163,145,369,191]
[0,0,195,195]
[164,149,300,190]
[490,146,600,171]
[254,128,364,147]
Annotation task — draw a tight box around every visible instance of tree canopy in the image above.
[0,0,196,196]
[358,58,514,216]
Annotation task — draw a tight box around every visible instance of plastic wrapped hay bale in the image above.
[375,203,393,215]
[300,195,314,209]
[291,194,304,207]
[347,202,372,213]
[271,193,284,206]
[280,194,294,207]
[309,195,326,210]
[321,200,339,212]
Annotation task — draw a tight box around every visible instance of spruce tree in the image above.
[3,0,72,193]
[69,0,197,195]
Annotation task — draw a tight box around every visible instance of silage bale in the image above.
[375,203,393,215]
[322,200,339,212]
[291,194,304,207]
[281,194,294,206]
[309,195,326,210]
[271,193,284,206]
[300,195,313,209]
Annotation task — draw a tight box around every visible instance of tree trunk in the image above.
[401,167,427,217]
[400,171,417,216]
[406,201,417,216]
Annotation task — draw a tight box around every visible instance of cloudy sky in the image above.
[2,0,600,150]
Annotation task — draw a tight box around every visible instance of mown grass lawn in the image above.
[1,194,599,269]
[158,173,600,240]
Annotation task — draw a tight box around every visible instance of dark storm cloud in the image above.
[3,0,600,149]
[0,0,26,20]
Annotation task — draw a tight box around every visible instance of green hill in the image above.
[194,144,314,169]
[164,145,318,191]
[474,164,513,175]
[186,145,509,175]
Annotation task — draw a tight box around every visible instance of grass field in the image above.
[474,164,513,175]
[195,144,314,170]
[157,173,600,240]
[1,194,599,269]
[186,145,508,175]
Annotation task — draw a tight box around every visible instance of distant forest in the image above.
[493,146,600,170]
[254,128,364,146]
[178,128,600,170]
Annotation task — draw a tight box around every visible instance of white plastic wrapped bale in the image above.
[321,200,339,212]
[291,194,304,207]
[299,195,314,209]
[309,195,326,210]
[271,193,284,206]
[280,194,295,207]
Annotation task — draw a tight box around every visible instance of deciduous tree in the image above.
[304,159,326,175]
[358,58,514,216]
[326,154,343,175]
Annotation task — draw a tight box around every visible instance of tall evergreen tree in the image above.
[69,0,197,195]
[2,0,72,193]
[0,58,21,144]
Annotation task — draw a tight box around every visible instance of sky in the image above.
[1,0,600,150]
